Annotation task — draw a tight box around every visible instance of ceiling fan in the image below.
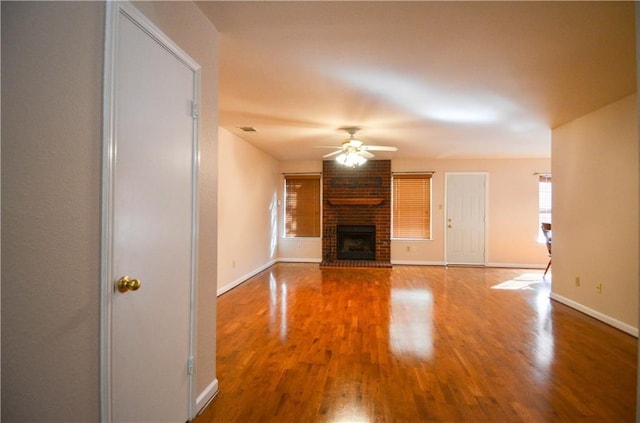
[319,127,398,167]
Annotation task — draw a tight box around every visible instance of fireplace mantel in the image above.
[327,198,384,206]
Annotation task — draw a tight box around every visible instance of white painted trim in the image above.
[100,3,118,421]
[278,257,323,263]
[392,262,545,268]
[188,56,202,423]
[391,260,445,266]
[101,2,202,421]
[486,262,546,269]
[217,260,278,296]
[195,378,219,415]
[550,292,638,337]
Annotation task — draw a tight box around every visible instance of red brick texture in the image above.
[322,160,391,263]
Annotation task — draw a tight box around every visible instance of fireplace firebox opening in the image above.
[336,225,376,260]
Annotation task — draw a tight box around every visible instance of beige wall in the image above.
[276,158,550,267]
[2,1,219,419]
[217,128,280,294]
[393,158,551,266]
[2,2,104,420]
[552,94,639,333]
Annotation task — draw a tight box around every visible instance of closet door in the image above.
[103,3,200,421]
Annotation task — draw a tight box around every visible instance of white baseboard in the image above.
[391,260,445,266]
[486,262,546,269]
[390,261,546,268]
[195,378,219,416]
[550,292,638,337]
[217,260,276,296]
[277,257,322,263]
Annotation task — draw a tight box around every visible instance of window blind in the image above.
[393,174,432,239]
[538,174,552,225]
[285,175,321,237]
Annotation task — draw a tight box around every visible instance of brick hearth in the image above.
[319,260,393,269]
[321,160,391,267]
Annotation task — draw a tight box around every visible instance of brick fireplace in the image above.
[321,160,392,267]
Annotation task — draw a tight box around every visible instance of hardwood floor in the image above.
[193,263,637,422]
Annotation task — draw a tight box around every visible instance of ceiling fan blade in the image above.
[313,146,342,149]
[323,150,343,158]
[359,150,375,159]
[362,145,398,152]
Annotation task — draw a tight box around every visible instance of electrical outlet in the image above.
[575,276,580,287]
[596,283,602,294]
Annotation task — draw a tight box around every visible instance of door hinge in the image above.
[191,102,199,119]
[187,357,194,375]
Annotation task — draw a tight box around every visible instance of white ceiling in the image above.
[196,1,636,161]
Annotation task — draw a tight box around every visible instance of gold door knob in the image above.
[117,276,141,293]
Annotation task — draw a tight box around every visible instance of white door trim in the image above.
[444,172,489,265]
[101,2,201,421]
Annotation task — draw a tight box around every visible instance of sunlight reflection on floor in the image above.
[492,272,555,378]
[390,289,433,359]
[491,272,550,290]
[330,409,371,423]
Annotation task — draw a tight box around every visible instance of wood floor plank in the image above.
[193,263,637,422]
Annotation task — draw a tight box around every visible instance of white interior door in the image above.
[102,3,200,422]
[445,173,487,265]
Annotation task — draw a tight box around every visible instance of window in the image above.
[284,175,321,237]
[538,174,552,241]
[392,174,432,239]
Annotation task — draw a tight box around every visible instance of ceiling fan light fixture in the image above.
[320,127,395,165]
[345,138,363,148]
[336,151,367,167]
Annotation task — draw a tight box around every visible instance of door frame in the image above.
[444,172,488,265]
[100,2,201,421]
